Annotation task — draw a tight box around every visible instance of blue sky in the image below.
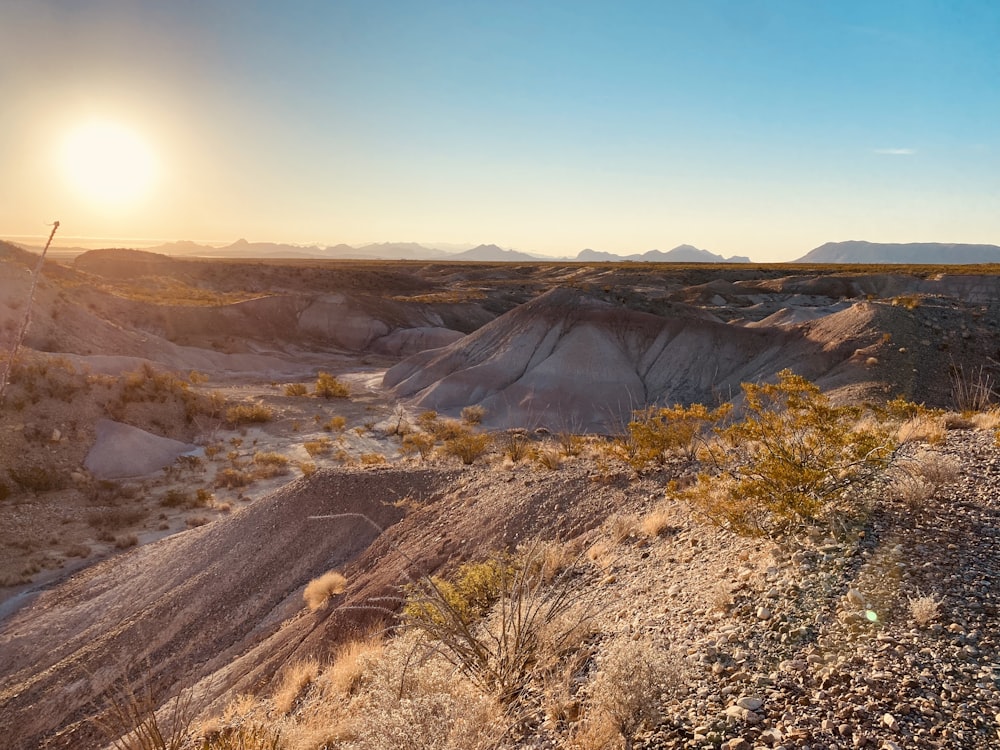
[2,0,998,260]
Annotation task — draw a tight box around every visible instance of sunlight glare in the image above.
[59,120,158,207]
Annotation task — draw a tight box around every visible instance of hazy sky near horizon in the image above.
[2,1,998,261]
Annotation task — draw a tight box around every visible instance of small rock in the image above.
[737,696,764,711]
[846,588,866,607]
[882,713,897,729]
[756,606,772,620]
[726,739,750,750]
[50,428,61,442]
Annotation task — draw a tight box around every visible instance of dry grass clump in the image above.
[304,570,347,611]
[440,429,491,465]
[283,382,308,397]
[298,461,318,477]
[252,451,290,478]
[890,474,936,512]
[322,635,385,697]
[606,514,639,545]
[897,413,946,444]
[225,402,273,425]
[460,404,486,425]
[640,502,678,538]
[215,468,253,489]
[360,452,387,466]
[273,659,320,715]
[87,507,148,530]
[581,636,685,750]
[349,632,503,750]
[908,592,944,626]
[323,415,347,432]
[535,446,563,470]
[9,464,66,493]
[199,724,282,750]
[401,431,436,460]
[970,408,1000,430]
[314,372,349,399]
[114,534,139,549]
[497,430,532,463]
[950,363,995,413]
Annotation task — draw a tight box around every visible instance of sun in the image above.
[59,119,158,207]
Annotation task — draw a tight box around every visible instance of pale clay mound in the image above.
[385,289,891,430]
[83,419,199,479]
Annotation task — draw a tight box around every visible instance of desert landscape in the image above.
[1,239,1000,748]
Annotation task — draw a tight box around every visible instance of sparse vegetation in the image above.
[225,403,274,425]
[909,592,944,626]
[677,370,899,536]
[314,372,349,399]
[460,404,486,425]
[440,428,491,465]
[283,382,308,397]
[303,570,347,611]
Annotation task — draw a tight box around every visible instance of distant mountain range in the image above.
[796,241,1000,264]
[139,239,749,263]
[576,245,751,263]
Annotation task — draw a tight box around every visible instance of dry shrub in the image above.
[914,449,961,487]
[890,474,935,512]
[971,409,1000,430]
[88,507,148,529]
[606,514,638,545]
[350,633,503,750]
[322,635,384,697]
[583,636,685,750]
[639,503,676,538]
[403,545,595,705]
[225,403,273,425]
[680,371,897,536]
[497,431,532,463]
[360,453,387,466]
[185,517,209,529]
[199,724,281,750]
[460,404,486,425]
[215,468,252,489]
[708,581,733,612]
[441,429,491,465]
[98,678,195,750]
[314,372,349,399]
[304,438,332,457]
[586,541,614,571]
[401,432,436,460]
[273,659,320,715]
[115,534,139,549]
[324,415,347,432]
[298,461,318,477]
[304,570,347,611]
[429,417,466,441]
[535,446,563,471]
[519,539,578,584]
[283,382,308,397]
[908,592,943,626]
[897,414,946,444]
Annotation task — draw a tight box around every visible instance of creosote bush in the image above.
[678,370,899,536]
[623,402,732,469]
[225,403,273,425]
[314,372,349,399]
[440,428,491,465]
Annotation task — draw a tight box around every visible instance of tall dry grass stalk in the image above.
[0,221,59,407]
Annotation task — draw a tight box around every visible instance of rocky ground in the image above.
[582,430,1000,750]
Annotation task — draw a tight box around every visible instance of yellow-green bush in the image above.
[678,370,898,536]
[623,402,731,469]
[441,429,491,465]
[314,372,349,399]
